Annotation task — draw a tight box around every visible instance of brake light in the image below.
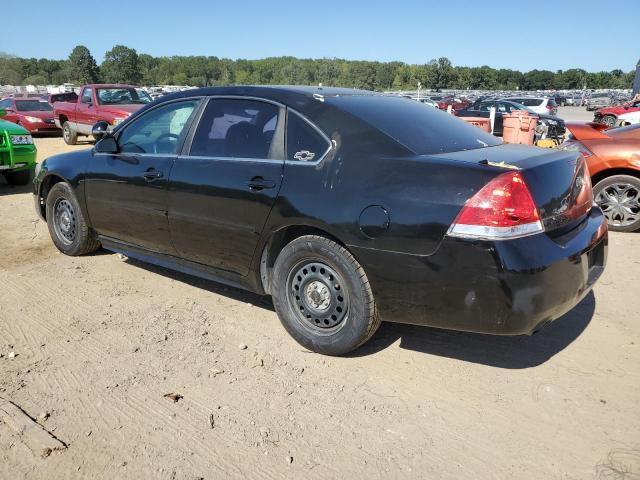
[449,171,543,240]
[546,104,554,111]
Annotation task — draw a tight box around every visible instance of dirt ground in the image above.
[1,136,639,480]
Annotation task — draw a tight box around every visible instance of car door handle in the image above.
[247,177,276,191]
[142,168,163,181]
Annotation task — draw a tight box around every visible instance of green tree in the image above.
[68,45,100,84]
[430,57,454,90]
[101,45,142,84]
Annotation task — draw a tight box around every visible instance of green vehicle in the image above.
[0,108,37,185]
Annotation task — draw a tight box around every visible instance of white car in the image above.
[415,97,439,108]
[616,110,640,126]
[503,97,558,116]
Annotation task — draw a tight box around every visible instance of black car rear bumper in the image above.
[350,207,607,335]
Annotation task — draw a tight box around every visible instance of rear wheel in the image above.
[45,182,100,255]
[271,235,380,356]
[3,168,33,186]
[62,121,78,145]
[601,115,616,127]
[593,175,640,232]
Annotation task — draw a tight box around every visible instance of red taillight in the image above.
[546,105,553,111]
[449,171,543,240]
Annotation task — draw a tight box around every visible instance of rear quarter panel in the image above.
[265,146,498,257]
[584,139,640,177]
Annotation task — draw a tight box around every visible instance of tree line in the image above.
[0,45,635,91]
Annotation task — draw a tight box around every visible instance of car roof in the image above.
[170,85,378,98]
[12,97,49,101]
[157,85,387,121]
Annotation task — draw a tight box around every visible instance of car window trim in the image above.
[284,108,333,165]
[180,95,287,162]
[93,97,205,158]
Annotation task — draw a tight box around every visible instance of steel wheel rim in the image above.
[595,182,640,227]
[287,260,349,333]
[63,124,70,142]
[53,198,77,245]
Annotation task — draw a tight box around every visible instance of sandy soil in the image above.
[0,137,639,480]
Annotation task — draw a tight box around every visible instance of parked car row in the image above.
[455,99,565,139]
[593,98,640,126]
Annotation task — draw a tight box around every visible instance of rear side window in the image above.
[521,98,543,107]
[190,99,280,159]
[286,112,330,162]
[329,95,501,154]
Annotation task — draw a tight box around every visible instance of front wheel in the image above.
[593,175,640,232]
[45,182,100,255]
[62,121,78,145]
[601,115,616,127]
[271,235,381,356]
[4,168,33,186]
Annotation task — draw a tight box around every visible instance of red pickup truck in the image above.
[54,84,152,144]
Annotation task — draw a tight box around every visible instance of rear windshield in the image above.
[15,100,53,112]
[519,98,543,107]
[329,95,501,155]
[547,99,557,106]
[96,88,151,105]
[51,92,78,103]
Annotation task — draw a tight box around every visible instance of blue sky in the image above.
[4,0,638,72]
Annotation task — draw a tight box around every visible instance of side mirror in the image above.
[92,121,110,141]
[94,135,118,154]
[0,108,5,117]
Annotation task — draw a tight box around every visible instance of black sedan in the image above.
[34,86,607,355]
[456,99,566,139]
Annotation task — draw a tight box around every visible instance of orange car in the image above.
[559,122,640,232]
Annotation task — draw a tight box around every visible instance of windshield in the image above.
[15,100,53,112]
[330,95,502,155]
[96,88,152,105]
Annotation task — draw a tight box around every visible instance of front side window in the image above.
[478,102,494,112]
[497,102,514,113]
[81,88,93,104]
[190,98,280,159]
[118,100,198,155]
[286,112,330,162]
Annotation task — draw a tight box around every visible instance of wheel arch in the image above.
[258,225,349,295]
[37,173,68,220]
[592,167,640,187]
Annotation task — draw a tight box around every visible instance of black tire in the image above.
[45,182,100,255]
[4,168,33,186]
[593,175,640,232]
[271,235,381,355]
[62,121,78,145]
[601,115,616,127]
